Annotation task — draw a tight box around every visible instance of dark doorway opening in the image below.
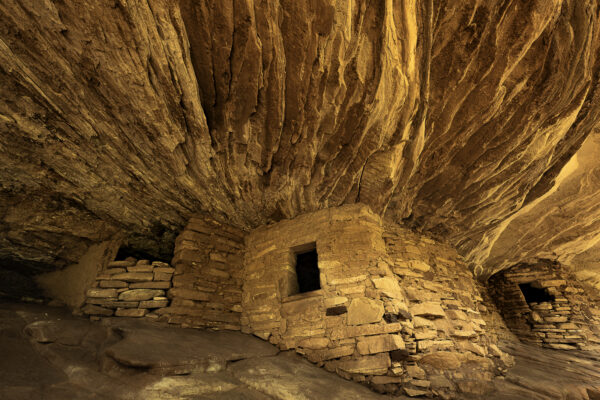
[519,283,555,304]
[295,247,320,293]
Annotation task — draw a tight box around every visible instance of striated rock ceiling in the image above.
[1,0,600,275]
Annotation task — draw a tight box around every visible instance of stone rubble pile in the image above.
[82,258,174,319]
[489,262,600,350]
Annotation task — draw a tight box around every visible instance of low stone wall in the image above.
[82,258,173,319]
[489,261,600,350]
[156,216,245,330]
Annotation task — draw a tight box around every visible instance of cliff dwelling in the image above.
[3,1,600,399]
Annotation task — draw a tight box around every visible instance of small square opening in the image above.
[519,282,555,304]
[293,244,320,294]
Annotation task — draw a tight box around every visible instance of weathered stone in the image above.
[418,351,463,370]
[154,272,173,281]
[414,329,437,340]
[411,302,445,319]
[115,308,147,317]
[86,288,118,298]
[298,337,330,350]
[445,309,467,321]
[111,273,154,282]
[119,289,165,301]
[107,261,135,268]
[306,345,355,362]
[408,260,431,272]
[406,365,426,379]
[129,282,171,289]
[98,280,128,288]
[372,276,404,299]
[139,299,169,308]
[357,334,405,355]
[154,267,175,274]
[127,265,154,273]
[347,298,384,325]
[324,296,348,308]
[335,353,391,375]
[87,299,139,309]
[81,304,113,316]
[404,388,429,397]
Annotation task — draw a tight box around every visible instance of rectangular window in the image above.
[518,282,555,304]
[293,244,320,294]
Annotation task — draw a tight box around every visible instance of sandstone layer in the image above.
[2,1,600,275]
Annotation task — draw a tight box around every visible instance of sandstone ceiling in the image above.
[1,0,600,275]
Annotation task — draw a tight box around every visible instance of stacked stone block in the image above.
[82,258,173,319]
[383,224,513,398]
[489,261,600,350]
[240,204,511,399]
[242,205,413,392]
[157,216,245,330]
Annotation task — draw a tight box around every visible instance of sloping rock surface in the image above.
[0,301,397,400]
[2,301,600,400]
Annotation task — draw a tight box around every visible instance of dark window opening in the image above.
[295,247,320,293]
[519,283,555,304]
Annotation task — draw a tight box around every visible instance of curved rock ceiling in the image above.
[1,0,600,275]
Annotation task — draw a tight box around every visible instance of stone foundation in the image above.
[157,216,245,330]
[82,257,173,319]
[489,261,600,350]
[240,204,512,398]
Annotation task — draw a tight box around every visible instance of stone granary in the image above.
[3,1,600,399]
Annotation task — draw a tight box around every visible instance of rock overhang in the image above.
[1,1,600,277]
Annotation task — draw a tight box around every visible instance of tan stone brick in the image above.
[306,344,355,362]
[139,299,169,308]
[418,351,463,369]
[298,337,330,349]
[411,302,445,319]
[82,304,113,316]
[98,280,128,288]
[324,296,348,308]
[129,281,171,289]
[86,288,118,298]
[347,298,384,325]
[153,271,173,281]
[118,289,164,301]
[335,353,390,375]
[357,334,405,355]
[111,272,153,282]
[127,265,154,272]
[115,308,147,317]
[372,276,404,299]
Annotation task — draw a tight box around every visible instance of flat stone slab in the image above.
[105,324,278,374]
[228,352,396,400]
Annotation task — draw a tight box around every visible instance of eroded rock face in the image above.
[2,1,600,274]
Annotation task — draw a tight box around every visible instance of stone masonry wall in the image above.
[489,261,600,350]
[383,224,514,397]
[157,216,245,330]
[82,257,173,319]
[242,204,512,398]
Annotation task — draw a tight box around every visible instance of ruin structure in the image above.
[3,1,600,398]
